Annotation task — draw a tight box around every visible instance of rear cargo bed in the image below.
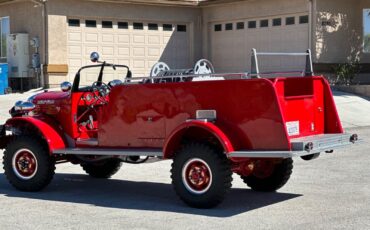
[274,76,343,139]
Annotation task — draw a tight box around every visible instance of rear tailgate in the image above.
[274,76,343,139]
[228,76,357,158]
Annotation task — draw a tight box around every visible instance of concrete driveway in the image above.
[0,89,369,229]
[333,90,370,128]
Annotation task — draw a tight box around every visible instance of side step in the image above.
[53,148,163,157]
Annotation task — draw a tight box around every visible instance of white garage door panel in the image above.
[210,15,309,73]
[118,35,130,43]
[67,20,191,84]
[118,47,130,56]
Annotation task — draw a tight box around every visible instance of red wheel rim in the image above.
[252,160,275,179]
[182,158,212,194]
[12,149,38,180]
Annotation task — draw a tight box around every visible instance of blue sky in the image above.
[364,9,370,35]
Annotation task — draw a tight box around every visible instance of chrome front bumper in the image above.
[228,133,358,159]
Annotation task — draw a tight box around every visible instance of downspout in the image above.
[31,0,48,88]
[309,0,316,63]
[42,0,48,88]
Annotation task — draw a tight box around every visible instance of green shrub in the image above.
[332,59,360,85]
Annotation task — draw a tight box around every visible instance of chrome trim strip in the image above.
[229,133,357,159]
[53,148,163,157]
[290,133,353,152]
[76,138,98,147]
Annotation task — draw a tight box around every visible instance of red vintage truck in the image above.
[0,50,358,208]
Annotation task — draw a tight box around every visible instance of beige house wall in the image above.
[314,0,370,64]
[201,0,310,59]
[0,1,44,62]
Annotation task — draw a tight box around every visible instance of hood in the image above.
[32,91,70,105]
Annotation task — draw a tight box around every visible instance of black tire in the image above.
[241,158,293,192]
[171,142,232,209]
[81,159,122,178]
[3,136,55,191]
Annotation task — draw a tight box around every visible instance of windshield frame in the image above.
[72,63,130,92]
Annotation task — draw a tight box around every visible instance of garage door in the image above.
[210,14,309,73]
[67,18,191,84]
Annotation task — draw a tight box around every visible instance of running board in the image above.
[53,148,163,157]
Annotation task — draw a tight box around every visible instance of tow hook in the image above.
[350,134,358,143]
[304,142,314,152]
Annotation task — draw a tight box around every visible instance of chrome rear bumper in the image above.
[228,133,358,159]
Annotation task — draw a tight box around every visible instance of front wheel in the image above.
[3,136,55,191]
[171,143,232,208]
[241,158,293,192]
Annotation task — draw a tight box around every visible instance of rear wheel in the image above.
[81,159,122,178]
[171,142,232,208]
[241,158,293,192]
[3,136,55,191]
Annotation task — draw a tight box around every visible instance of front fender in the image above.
[5,117,66,154]
[163,120,234,159]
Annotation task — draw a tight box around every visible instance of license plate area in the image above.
[286,121,300,136]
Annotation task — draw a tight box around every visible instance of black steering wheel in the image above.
[91,81,111,104]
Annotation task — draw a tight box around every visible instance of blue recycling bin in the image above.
[0,63,8,95]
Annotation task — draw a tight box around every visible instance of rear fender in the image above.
[5,117,66,154]
[163,120,234,159]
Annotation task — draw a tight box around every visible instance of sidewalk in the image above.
[0,89,369,129]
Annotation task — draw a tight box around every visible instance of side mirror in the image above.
[14,101,36,112]
[61,81,72,92]
[90,52,100,63]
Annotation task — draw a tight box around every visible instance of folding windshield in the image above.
[77,65,129,88]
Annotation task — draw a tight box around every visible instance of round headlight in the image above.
[14,101,36,112]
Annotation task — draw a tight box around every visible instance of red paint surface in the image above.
[6,117,66,153]
[4,76,343,158]
[99,78,290,151]
[163,120,234,158]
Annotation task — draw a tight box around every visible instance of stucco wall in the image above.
[0,1,44,62]
[201,0,310,58]
[314,0,369,64]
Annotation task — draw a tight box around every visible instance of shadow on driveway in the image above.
[0,173,302,217]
